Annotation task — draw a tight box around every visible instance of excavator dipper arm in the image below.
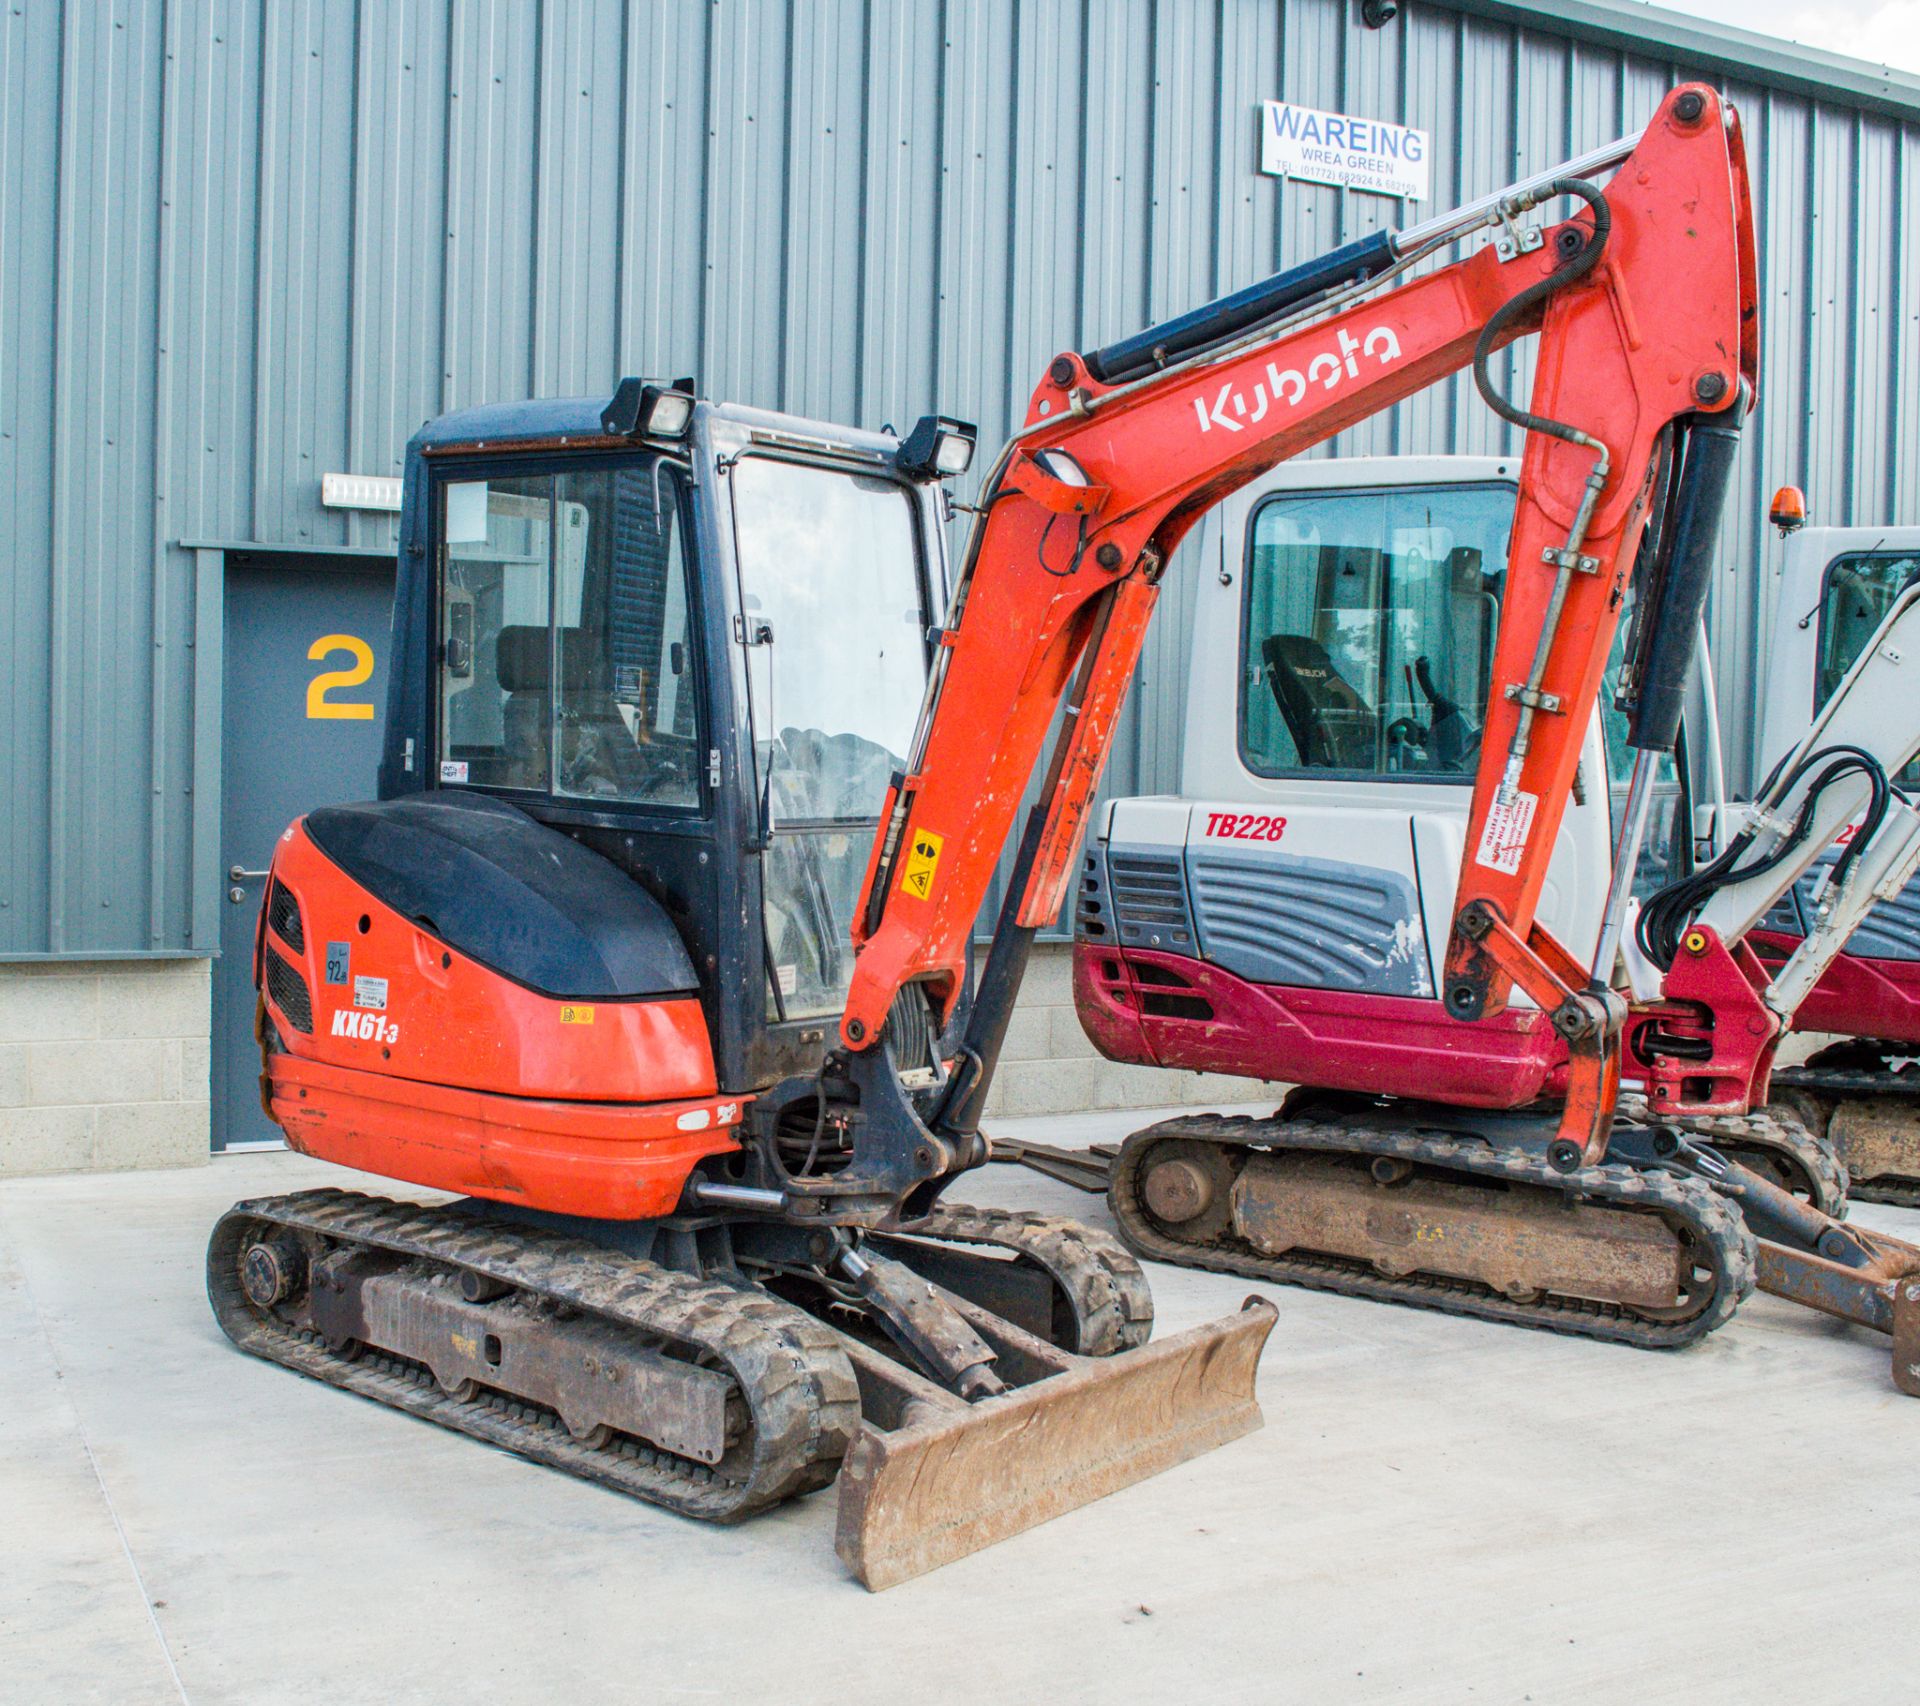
[840,86,1757,1172]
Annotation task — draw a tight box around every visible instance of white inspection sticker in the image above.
[1474,789,1538,875]
[440,759,470,783]
[353,975,389,1012]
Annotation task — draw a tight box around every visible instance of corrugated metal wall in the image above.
[2,0,1915,956]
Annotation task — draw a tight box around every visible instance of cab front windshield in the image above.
[729,456,931,1020]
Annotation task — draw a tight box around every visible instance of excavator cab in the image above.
[382,394,955,1097]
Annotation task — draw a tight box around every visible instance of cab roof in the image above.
[408,394,905,460]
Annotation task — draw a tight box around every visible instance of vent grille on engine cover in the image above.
[265,947,314,1034]
[1098,846,1197,954]
[267,878,305,953]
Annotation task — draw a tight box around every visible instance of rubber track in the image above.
[1616,1096,1851,1218]
[1772,1066,1920,1207]
[208,1189,861,1523]
[891,1204,1154,1356]
[1108,1115,1755,1349]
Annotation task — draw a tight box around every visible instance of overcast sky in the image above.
[1651,0,1920,74]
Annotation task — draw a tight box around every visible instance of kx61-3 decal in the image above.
[331,1009,400,1045]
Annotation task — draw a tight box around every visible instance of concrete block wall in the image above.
[0,961,212,1177]
[981,942,1276,1119]
[0,946,1264,1179]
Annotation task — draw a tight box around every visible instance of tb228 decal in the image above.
[1203,811,1288,842]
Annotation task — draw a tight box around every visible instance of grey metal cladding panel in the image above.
[934,0,1013,459]
[1334,5,1403,461]
[443,1,541,414]
[49,0,167,954]
[339,1,443,557]
[857,2,940,432]
[1900,131,1920,524]
[0,4,58,951]
[616,0,712,383]
[780,0,866,428]
[1450,14,1519,460]
[1850,118,1897,525]
[1146,0,1220,340]
[1077,0,1153,359]
[1213,2,1282,332]
[1188,845,1433,996]
[701,0,790,409]
[252,0,359,551]
[165,4,265,548]
[1006,0,1085,426]
[1806,107,1857,525]
[531,0,625,401]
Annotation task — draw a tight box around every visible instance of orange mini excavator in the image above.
[216,84,1817,1586]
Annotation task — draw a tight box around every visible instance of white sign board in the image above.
[1259,101,1430,202]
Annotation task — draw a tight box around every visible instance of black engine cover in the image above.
[304,792,697,1001]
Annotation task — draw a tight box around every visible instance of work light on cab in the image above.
[601,377,695,441]
[897,414,977,480]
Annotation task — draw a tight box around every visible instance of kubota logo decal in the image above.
[332,1009,400,1044]
[1193,324,1403,434]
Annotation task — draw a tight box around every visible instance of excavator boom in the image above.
[842,86,1756,1181]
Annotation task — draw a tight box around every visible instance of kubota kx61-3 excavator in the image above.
[216,82,1847,1588]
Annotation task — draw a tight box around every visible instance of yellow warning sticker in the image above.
[560,1005,596,1025]
[898,829,945,901]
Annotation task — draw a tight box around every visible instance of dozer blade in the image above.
[833,1294,1274,1591]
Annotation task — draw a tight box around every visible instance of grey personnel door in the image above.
[215,551,395,1148]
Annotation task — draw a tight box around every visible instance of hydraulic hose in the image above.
[1637,744,1894,966]
[1469,178,1614,805]
[1470,179,1612,450]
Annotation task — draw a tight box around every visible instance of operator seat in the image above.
[1262,634,1375,770]
[495,625,653,797]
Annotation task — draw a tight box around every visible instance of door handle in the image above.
[230,865,270,882]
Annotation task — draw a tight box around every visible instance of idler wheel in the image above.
[240,1234,307,1309]
[1143,1158,1214,1223]
[1135,1139,1237,1242]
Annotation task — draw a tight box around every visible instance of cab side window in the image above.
[439,478,555,791]
[436,462,702,808]
[1816,552,1920,788]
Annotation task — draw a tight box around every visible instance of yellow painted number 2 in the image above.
[307,634,375,720]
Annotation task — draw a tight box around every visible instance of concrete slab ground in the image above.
[3,1109,1914,1706]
